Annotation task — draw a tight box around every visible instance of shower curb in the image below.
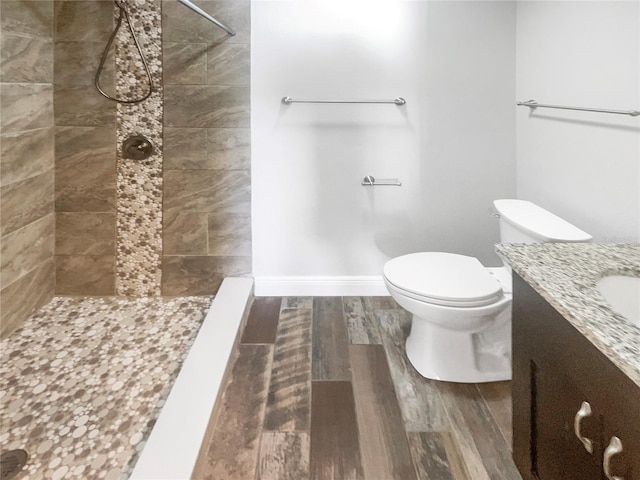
[129,277,253,479]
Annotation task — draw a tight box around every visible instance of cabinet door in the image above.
[534,365,603,480]
[513,274,640,480]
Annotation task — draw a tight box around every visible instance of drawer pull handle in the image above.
[573,401,594,453]
[603,436,624,480]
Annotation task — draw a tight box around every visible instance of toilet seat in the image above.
[383,252,503,307]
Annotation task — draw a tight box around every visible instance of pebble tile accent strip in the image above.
[497,243,640,387]
[0,295,211,479]
[115,0,163,295]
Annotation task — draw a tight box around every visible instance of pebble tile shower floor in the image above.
[0,296,211,480]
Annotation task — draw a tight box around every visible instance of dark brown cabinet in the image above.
[534,367,603,479]
[512,274,640,480]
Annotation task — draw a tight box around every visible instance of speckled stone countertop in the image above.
[496,243,640,388]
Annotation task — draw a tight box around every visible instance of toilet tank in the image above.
[493,199,592,244]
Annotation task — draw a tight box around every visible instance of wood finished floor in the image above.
[193,297,523,480]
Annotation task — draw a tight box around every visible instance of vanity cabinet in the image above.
[512,274,640,480]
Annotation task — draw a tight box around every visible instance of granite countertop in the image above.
[496,243,640,388]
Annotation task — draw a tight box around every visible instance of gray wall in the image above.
[252,1,517,295]
[516,1,640,242]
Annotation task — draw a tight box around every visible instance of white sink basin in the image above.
[595,275,640,327]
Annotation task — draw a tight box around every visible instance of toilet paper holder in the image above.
[361,175,402,186]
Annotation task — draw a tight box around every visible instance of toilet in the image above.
[383,199,592,383]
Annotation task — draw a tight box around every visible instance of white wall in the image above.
[252,1,516,293]
[516,1,640,243]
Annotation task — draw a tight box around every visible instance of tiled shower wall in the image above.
[0,0,56,337]
[161,0,251,295]
[0,0,251,333]
[53,0,117,295]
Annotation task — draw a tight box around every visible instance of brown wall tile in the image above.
[164,85,249,128]
[53,1,113,42]
[162,0,251,295]
[0,34,53,83]
[208,212,251,256]
[207,43,249,85]
[162,0,250,44]
[0,213,54,288]
[163,42,207,85]
[207,128,250,170]
[0,83,53,133]
[55,212,115,255]
[0,128,54,187]
[161,255,251,295]
[55,255,115,295]
[164,169,250,214]
[54,40,113,86]
[0,1,54,38]
[164,127,250,170]
[163,211,208,255]
[54,84,116,126]
[55,126,116,212]
[1,171,54,236]
[55,125,115,161]
[163,127,208,170]
[0,0,56,325]
[0,258,54,339]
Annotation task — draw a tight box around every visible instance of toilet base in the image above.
[405,313,512,383]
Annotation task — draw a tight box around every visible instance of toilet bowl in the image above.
[384,252,513,383]
[383,199,592,384]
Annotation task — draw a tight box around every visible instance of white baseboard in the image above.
[254,275,388,296]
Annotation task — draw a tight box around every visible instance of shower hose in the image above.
[95,0,154,103]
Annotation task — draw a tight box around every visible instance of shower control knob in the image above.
[123,135,154,160]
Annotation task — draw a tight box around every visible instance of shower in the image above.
[94,0,235,103]
[0,0,250,472]
[95,0,153,103]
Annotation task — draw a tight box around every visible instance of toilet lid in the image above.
[383,252,502,306]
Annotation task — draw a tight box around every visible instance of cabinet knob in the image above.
[573,401,594,454]
[603,436,624,480]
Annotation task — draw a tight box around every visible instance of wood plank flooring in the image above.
[193,297,522,480]
[310,381,365,480]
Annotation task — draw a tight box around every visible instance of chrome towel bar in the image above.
[282,97,406,106]
[517,100,639,117]
[177,0,235,36]
[361,176,402,187]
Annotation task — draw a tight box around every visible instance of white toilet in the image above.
[383,199,592,383]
